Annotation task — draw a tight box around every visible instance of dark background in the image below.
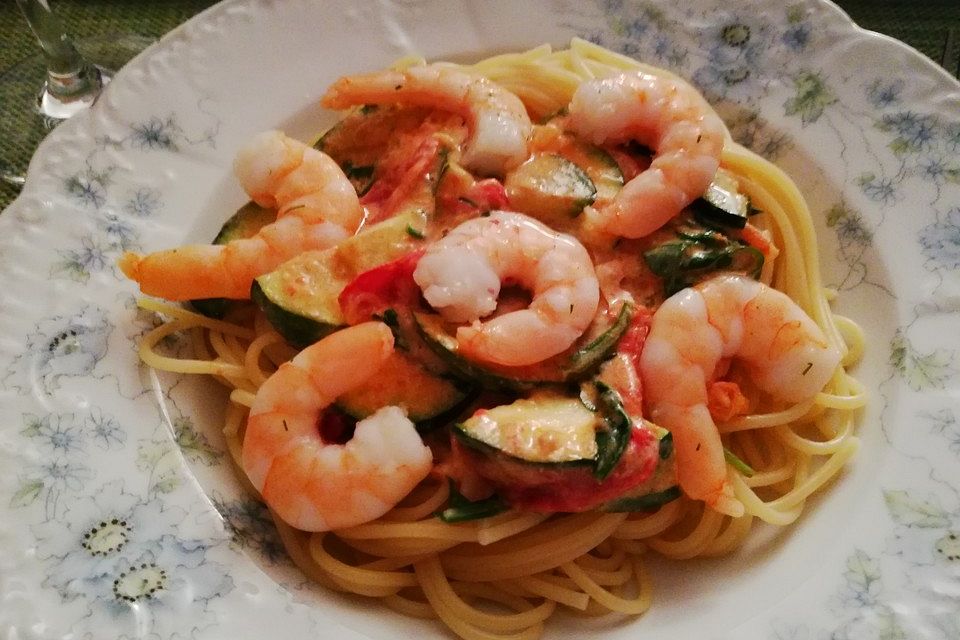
[1,0,958,210]
[2,1,957,76]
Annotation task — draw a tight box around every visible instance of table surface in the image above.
[2,0,959,211]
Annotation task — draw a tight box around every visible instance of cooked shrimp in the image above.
[241,322,433,532]
[638,274,841,517]
[413,211,600,367]
[321,64,532,176]
[567,71,726,238]
[119,131,362,301]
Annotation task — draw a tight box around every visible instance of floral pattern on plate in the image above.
[0,0,957,638]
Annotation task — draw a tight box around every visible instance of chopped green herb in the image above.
[643,225,764,296]
[436,480,508,523]
[723,447,755,477]
[593,381,631,480]
[405,224,426,239]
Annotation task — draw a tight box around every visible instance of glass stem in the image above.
[15,0,100,101]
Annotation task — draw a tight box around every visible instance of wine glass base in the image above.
[36,65,111,122]
[0,34,152,209]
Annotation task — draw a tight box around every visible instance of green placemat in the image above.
[0,1,217,210]
[834,0,960,75]
[1,0,958,212]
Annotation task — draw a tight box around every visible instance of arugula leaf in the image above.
[593,381,631,481]
[643,226,764,296]
[436,480,508,523]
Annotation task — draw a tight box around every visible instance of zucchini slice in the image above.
[315,104,432,194]
[190,201,275,318]
[505,154,596,222]
[452,391,665,512]
[503,142,623,224]
[692,168,754,229]
[559,141,623,205]
[335,350,470,425]
[413,303,633,390]
[252,209,428,347]
[454,395,601,466]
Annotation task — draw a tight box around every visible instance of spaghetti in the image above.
[134,40,866,640]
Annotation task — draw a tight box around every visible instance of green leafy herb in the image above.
[437,480,508,523]
[405,224,426,239]
[593,381,631,480]
[723,447,755,477]
[643,227,764,296]
[603,486,682,512]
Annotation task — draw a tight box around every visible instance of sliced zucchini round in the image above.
[190,201,274,318]
[454,395,600,465]
[692,168,753,229]
[413,303,633,390]
[336,351,470,425]
[505,154,596,222]
[315,104,432,195]
[558,141,623,205]
[452,392,667,513]
[253,210,427,347]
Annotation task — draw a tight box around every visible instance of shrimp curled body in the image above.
[241,322,433,532]
[119,130,362,301]
[567,71,726,238]
[321,64,533,176]
[639,274,841,517]
[413,211,600,367]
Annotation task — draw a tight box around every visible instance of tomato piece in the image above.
[338,250,424,325]
[360,115,464,224]
[739,222,779,262]
[612,306,653,416]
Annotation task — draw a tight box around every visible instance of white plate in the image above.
[1,1,958,638]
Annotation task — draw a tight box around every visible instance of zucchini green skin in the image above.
[692,168,756,230]
[252,210,429,347]
[190,201,274,318]
[504,153,597,222]
[314,104,433,195]
[253,139,447,346]
[335,351,472,425]
[602,432,679,512]
[451,389,665,513]
[413,303,633,391]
